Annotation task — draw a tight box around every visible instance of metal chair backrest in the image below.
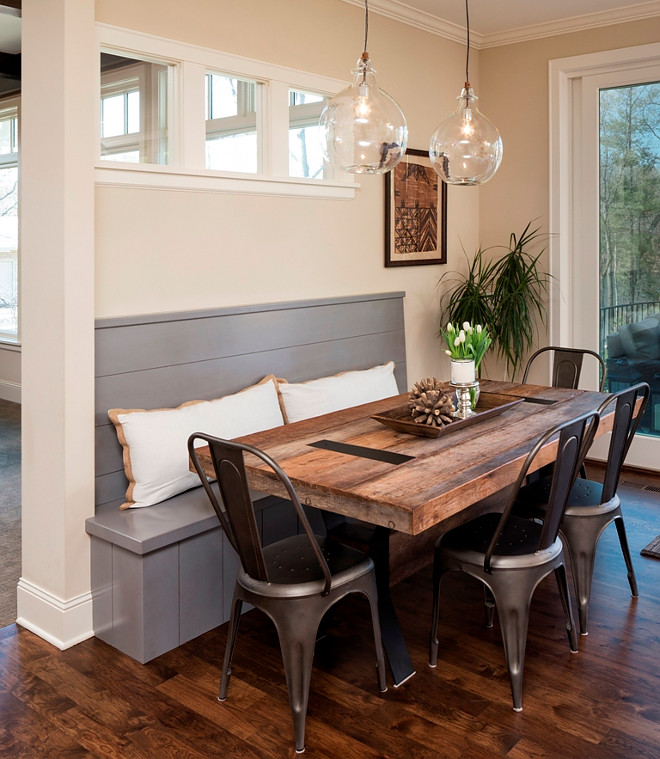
[188,433,332,594]
[522,346,607,392]
[484,410,600,572]
[599,382,650,504]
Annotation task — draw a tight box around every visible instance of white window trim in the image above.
[95,24,357,199]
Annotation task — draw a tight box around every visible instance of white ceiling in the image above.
[343,0,660,46]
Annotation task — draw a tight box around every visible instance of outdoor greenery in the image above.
[438,222,549,381]
[600,83,660,311]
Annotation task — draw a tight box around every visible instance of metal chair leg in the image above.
[429,556,448,668]
[554,563,578,652]
[275,604,320,754]
[363,575,388,692]
[613,514,638,597]
[560,520,600,636]
[219,595,243,700]
[488,573,537,712]
[484,586,496,628]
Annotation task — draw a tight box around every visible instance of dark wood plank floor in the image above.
[2,466,660,757]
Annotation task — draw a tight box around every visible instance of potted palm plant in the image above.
[438,222,550,380]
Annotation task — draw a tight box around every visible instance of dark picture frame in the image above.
[384,148,447,267]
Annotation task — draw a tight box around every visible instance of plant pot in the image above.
[450,359,476,384]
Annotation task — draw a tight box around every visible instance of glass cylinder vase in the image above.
[450,359,476,384]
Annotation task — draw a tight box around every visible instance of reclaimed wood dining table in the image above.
[194,379,613,687]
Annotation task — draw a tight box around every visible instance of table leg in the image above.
[322,514,416,686]
[368,526,416,687]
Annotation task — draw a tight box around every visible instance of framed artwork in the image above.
[384,148,447,267]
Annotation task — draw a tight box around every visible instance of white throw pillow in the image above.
[277,361,399,423]
[109,376,284,509]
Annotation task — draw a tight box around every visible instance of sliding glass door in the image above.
[550,45,660,470]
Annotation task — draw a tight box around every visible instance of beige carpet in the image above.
[0,397,20,628]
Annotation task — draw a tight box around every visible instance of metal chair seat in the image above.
[429,411,599,712]
[515,382,649,635]
[520,477,621,518]
[189,434,387,754]
[440,513,563,568]
[240,534,376,596]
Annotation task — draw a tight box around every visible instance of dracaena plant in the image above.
[438,221,550,380]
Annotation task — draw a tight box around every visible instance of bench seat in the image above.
[85,488,300,663]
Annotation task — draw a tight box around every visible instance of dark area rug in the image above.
[641,534,660,559]
[0,398,20,628]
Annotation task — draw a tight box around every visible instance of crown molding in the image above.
[338,0,475,47]
[480,1,660,48]
[338,0,660,49]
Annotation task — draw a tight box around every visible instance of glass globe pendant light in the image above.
[320,0,408,174]
[429,0,502,185]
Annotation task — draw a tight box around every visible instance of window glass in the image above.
[0,101,18,340]
[599,81,660,438]
[100,52,171,165]
[101,94,121,138]
[205,72,260,172]
[288,89,327,179]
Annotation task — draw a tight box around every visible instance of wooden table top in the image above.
[194,380,612,536]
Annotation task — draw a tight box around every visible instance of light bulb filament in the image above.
[356,84,371,120]
[461,107,474,137]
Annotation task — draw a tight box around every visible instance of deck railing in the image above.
[600,300,660,355]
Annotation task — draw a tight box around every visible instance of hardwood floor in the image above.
[2,470,660,757]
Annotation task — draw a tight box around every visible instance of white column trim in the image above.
[16,579,94,650]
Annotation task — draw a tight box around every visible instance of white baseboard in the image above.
[16,578,94,650]
[0,379,20,403]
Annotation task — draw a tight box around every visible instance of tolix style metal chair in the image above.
[523,346,606,482]
[429,410,599,712]
[515,382,649,635]
[522,345,607,392]
[188,433,387,755]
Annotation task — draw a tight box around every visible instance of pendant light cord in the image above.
[363,0,369,55]
[465,0,470,85]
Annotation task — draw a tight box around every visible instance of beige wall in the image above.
[479,17,660,379]
[6,5,659,395]
[94,0,480,386]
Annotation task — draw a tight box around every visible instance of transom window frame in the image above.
[101,61,151,163]
[95,24,356,199]
[204,71,263,174]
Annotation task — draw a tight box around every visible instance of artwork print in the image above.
[385,149,447,267]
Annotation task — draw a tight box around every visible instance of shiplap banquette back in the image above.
[95,292,407,508]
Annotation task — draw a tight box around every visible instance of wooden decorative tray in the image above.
[371,392,525,438]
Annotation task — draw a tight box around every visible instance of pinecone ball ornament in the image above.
[408,377,455,427]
